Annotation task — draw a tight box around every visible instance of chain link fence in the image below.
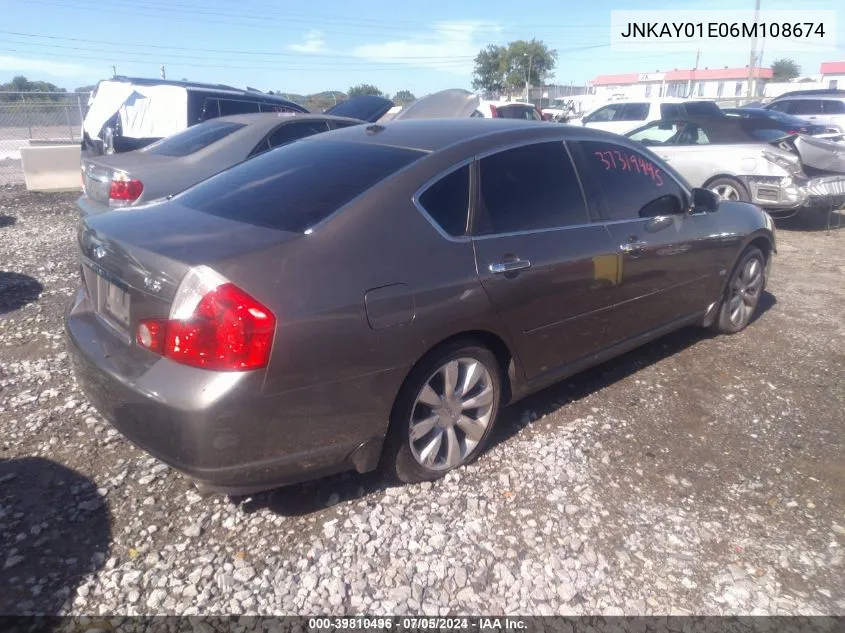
[0,92,90,185]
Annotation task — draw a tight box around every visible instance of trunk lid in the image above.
[78,201,301,337]
[81,151,174,206]
[392,89,481,120]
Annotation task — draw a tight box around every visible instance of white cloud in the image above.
[0,56,88,78]
[352,21,503,75]
[288,30,327,54]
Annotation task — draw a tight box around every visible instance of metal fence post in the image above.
[23,95,32,139]
[77,94,84,138]
[65,104,74,142]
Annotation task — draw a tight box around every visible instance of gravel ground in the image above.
[1,184,844,617]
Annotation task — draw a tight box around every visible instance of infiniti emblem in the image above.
[93,245,106,259]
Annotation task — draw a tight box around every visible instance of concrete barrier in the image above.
[20,144,82,192]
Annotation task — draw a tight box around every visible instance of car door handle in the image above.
[620,241,647,253]
[489,259,531,274]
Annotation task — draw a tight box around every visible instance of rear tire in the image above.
[383,341,502,484]
[712,246,766,334]
[708,177,750,203]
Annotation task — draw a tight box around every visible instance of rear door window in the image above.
[586,104,623,122]
[822,100,845,114]
[177,139,425,233]
[141,120,245,157]
[789,100,824,115]
[618,103,649,121]
[417,165,470,237]
[218,100,261,116]
[475,141,589,234]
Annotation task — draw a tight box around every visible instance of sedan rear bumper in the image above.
[65,287,387,495]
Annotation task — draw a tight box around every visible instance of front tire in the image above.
[712,246,766,334]
[383,341,502,484]
[708,177,750,203]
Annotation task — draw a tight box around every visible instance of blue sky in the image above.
[0,0,843,96]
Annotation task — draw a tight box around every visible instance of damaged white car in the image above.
[626,114,845,218]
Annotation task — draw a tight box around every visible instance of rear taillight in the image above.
[108,173,143,207]
[136,266,275,371]
[489,104,498,118]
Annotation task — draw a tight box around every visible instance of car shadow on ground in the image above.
[0,272,43,315]
[776,208,845,233]
[0,214,16,228]
[240,293,777,517]
[0,457,111,615]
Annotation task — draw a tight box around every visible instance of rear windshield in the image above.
[497,105,541,120]
[177,138,426,232]
[142,120,245,157]
[682,101,721,116]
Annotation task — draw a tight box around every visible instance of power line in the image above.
[0,45,473,72]
[0,30,478,60]
[14,0,613,38]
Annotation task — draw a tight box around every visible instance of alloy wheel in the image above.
[408,358,495,471]
[712,183,741,201]
[727,256,764,327]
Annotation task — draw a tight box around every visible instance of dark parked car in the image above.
[79,113,366,215]
[722,107,829,136]
[66,119,776,495]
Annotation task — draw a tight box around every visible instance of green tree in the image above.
[74,85,97,94]
[472,45,507,95]
[392,90,416,105]
[348,83,384,98]
[0,75,67,101]
[503,39,557,96]
[771,58,801,82]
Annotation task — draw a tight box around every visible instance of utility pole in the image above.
[160,65,166,80]
[746,0,761,100]
[688,49,700,98]
[111,65,117,77]
[524,53,534,102]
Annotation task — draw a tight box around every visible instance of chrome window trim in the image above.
[411,157,475,243]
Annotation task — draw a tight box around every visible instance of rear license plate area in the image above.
[96,274,131,330]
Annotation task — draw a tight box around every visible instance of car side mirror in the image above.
[690,187,720,213]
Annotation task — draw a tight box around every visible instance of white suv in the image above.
[764,90,845,132]
[574,99,722,135]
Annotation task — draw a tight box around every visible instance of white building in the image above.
[820,61,845,89]
[591,67,772,101]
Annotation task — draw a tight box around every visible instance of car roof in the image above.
[302,117,613,153]
[103,76,303,105]
[771,89,845,100]
[210,112,364,127]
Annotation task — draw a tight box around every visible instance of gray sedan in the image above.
[79,113,364,215]
[66,119,775,495]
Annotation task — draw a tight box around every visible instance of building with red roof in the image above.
[591,66,772,101]
[820,61,845,89]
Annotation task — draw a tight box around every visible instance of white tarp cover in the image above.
[118,85,187,139]
[82,80,134,139]
[82,81,188,140]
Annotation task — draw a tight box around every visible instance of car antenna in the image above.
[366,124,385,135]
